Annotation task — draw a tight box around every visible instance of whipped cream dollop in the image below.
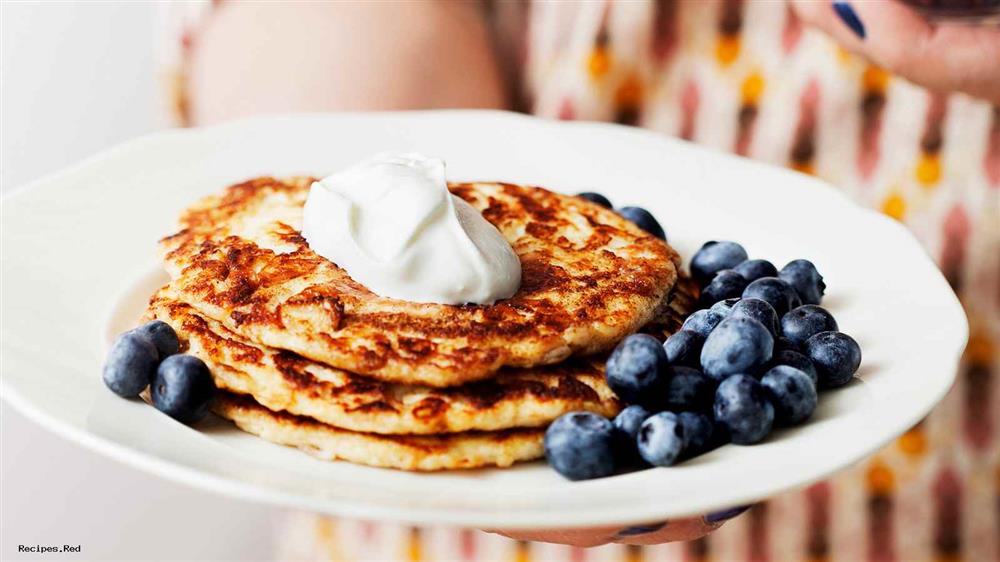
[301,153,521,305]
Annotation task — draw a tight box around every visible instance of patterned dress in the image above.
[162,2,999,560]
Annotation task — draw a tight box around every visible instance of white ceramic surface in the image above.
[0,111,967,529]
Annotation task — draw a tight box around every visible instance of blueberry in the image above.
[613,405,653,441]
[151,355,216,424]
[698,270,749,308]
[729,298,780,337]
[681,309,726,337]
[700,317,774,381]
[617,206,666,239]
[637,412,686,467]
[733,259,778,283]
[577,192,613,208]
[769,349,818,386]
[690,241,749,286]
[779,259,826,305]
[761,366,818,425]
[545,412,617,480]
[805,331,862,388]
[612,405,653,464]
[774,337,799,353]
[677,412,715,455]
[713,374,774,444]
[710,298,740,317]
[663,330,704,368]
[664,367,717,413]
[742,277,801,317]
[132,320,179,359]
[606,334,669,406]
[103,332,159,398]
[781,305,838,347]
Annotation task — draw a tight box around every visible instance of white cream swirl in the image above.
[301,153,521,305]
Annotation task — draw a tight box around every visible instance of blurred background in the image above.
[2,3,276,560]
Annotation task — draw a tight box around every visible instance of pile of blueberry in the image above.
[545,238,862,481]
[104,321,216,424]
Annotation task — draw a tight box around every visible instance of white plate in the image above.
[0,111,967,529]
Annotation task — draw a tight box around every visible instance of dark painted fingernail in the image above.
[705,505,751,523]
[616,521,667,537]
[833,2,865,39]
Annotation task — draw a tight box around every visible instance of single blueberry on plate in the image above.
[151,354,216,424]
[733,259,778,283]
[606,334,669,406]
[713,374,774,445]
[681,309,726,338]
[132,320,180,359]
[637,412,686,467]
[742,277,801,317]
[663,330,705,368]
[779,259,826,305]
[769,349,818,386]
[761,365,818,425]
[699,270,749,308]
[618,206,666,240]
[612,405,653,464]
[577,192,613,208]
[700,317,774,381]
[690,241,749,286]
[103,332,159,398]
[545,412,617,480]
[664,367,717,413]
[710,298,740,317]
[805,331,862,388]
[781,305,838,347]
[729,298,780,337]
[677,412,715,456]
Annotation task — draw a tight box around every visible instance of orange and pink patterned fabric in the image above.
[162,2,999,560]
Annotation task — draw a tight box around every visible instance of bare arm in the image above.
[188,1,507,125]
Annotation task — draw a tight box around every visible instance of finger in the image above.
[611,517,718,546]
[484,526,623,547]
[484,506,752,547]
[790,0,1000,103]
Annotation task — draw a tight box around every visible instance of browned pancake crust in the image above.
[149,288,626,434]
[161,178,680,387]
[213,392,545,471]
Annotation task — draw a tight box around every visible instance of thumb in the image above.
[790,0,1000,103]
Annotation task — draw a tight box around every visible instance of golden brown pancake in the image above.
[160,177,681,387]
[213,392,545,471]
[149,286,620,434]
[147,276,694,435]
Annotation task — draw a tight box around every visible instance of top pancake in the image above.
[160,177,680,387]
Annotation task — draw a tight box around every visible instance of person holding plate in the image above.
[159,0,999,557]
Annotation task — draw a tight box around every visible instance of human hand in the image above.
[485,506,750,547]
[791,0,1000,104]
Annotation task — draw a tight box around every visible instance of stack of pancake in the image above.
[148,177,694,471]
